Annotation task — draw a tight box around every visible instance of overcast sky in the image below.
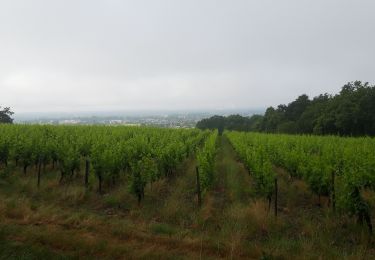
[1,0,374,113]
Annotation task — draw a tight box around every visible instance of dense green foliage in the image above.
[196,130,218,192]
[197,81,375,136]
[226,131,375,231]
[196,114,263,134]
[0,125,209,202]
[226,132,275,202]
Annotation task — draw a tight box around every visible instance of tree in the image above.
[315,81,374,136]
[197,81,375,136]
[196,115,225,134]
[196,114,265,133]
[298,94,330,134]
[285,94,310,122]
[248,115,263,131]
[0,107,14,124]
[260,107,284,132]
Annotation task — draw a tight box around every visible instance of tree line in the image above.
[0,107,14,124]
[196,81,375,136]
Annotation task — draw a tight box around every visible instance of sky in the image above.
[1,0,375,114]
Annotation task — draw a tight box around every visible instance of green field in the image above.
[0,125,374,259]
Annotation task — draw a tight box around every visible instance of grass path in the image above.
[201,135,256,259]
[204,135,252,217]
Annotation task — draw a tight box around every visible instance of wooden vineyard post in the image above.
[37,158,42,188]
[196,166,202,208]
[98,172,102,194]
[85,158,90,189]
[274,177,278,217]
[331,171,336,212]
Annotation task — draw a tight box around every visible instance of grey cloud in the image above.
[1,0,374,112]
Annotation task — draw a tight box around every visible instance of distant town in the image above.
[14,110,263,128]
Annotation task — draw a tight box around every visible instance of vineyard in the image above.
[0,125,212,200]
[0,125,374,258]
[226,132,375,232]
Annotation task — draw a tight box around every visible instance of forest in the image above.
[197,81,375,136]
